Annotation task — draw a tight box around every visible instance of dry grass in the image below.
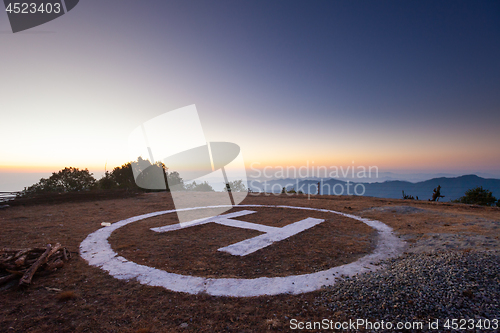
[135,328,152,333]
[56,290,78,301]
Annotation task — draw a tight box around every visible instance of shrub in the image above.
[453,186,498,206]
[402,190,415,200]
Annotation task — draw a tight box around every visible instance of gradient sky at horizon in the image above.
[1,0,499,190]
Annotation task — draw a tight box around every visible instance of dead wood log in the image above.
[13,249,32,261]
[63,248,70,261]
[47,243,62,259]
[15,254,27,266]
[46,259,64,270]
[1,243,69,286]
[6,268,25,275]
[0,262,18,271]
[25,258,39,265]
[19,244,52,286]
[1,248,45,254]
[1,255,15,262]
[0,274,17,286]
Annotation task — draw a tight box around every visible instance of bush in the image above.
[402,190,415,200]
[453,186,498,206]
[19,167,96,197]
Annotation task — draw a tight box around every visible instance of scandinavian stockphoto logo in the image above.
[128,105,248,224]
[3,0,79,33]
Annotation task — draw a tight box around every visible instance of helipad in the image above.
[80,205,406,297]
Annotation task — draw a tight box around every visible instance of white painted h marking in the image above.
[151,210,324,256]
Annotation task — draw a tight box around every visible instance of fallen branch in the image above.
[15,254,28,266]
[0,273,17,286]
[19,244,53,286]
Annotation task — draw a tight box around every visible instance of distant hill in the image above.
[249,175,500,201]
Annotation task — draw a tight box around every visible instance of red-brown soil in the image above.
[1,192,499,332]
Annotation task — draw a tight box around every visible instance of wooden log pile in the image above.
[0,243,71,287]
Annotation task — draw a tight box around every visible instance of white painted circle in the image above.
[80,205,405,297]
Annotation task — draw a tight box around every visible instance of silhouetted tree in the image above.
[19,167,96,197]
[97,162,138,190]
[167,171,184,187]
[113,163,139,189]
[98,171,116,190]
[134,161,167,190]
[223,180,247,192]
[402,190,415,200]
[185,181,214,191]
[97,157,184,191]
[430,185,445,202]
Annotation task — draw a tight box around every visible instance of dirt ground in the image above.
[1,192,499,332]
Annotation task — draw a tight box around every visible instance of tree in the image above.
[96,162,139,190]
[453,186,498,206]
[184,181,214,191]
[167,171,184,187]
[112,162,139,189]
[20,167,96,196]
[223,180,247,192]
[134,161,167,190]
[430,185,445,202]
[132,158,185,191]
[97,157,184,191]
[97,171,116,190]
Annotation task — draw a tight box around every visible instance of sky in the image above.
[1,0,499,190]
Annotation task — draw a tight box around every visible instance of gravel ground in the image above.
[318,251,500,332]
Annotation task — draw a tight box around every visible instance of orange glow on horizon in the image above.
[2,146,499,176]
[0,163,110,174]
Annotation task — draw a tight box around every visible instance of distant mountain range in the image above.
[248,175,500,201]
